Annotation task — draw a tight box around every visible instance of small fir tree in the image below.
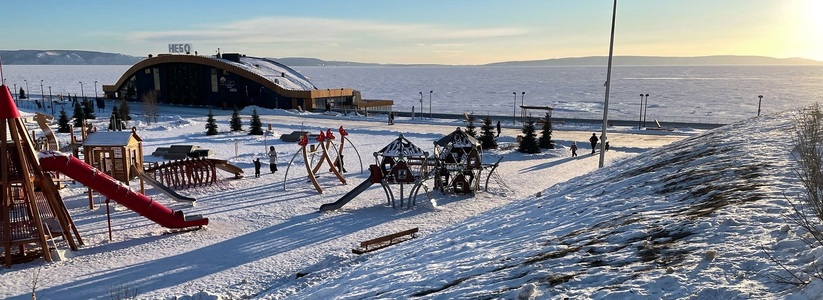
[478,117,498,150]
[230,106,243,132]
[108,105,123,131]
[19,87,26,99]
[83,99,96,120]
[465,113,477,138]
[72,100,85,127]
[518,116,540,154]
[57,108,71,133]
[249,109,264,135]
[119,99,131,120]
[205,108,219,135]
[538,112,555,149]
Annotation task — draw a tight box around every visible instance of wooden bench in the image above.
[352,228,419,254]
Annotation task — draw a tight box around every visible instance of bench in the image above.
[352,228,419,254]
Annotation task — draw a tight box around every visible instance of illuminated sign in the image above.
[168,43,193,54]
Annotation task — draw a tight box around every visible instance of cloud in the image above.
[124,16,529,45]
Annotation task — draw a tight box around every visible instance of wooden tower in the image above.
[1,84,82,267]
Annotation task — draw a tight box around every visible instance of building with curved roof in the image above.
[102,53,393,112]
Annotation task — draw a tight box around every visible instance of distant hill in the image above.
[484,55,823,66]
[0,50,144,65]
[2,50,821,66]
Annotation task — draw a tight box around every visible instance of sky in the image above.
[2,0,822,65]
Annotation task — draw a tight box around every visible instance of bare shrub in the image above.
[142,90,159,125]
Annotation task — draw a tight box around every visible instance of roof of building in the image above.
[83,131,141,147]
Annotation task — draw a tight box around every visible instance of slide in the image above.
[205,158,244,179]
[131,166,196,203]
[39,152,208,228]
[319,179,373,212]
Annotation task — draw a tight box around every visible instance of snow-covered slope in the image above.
[298,111,820,299]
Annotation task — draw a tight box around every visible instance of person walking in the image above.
[496,120,501,137]
[253,158,261,178]
[589,133,598,154]
[267,146,278,173]
[570,142,578,157]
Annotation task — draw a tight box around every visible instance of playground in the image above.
[0,83,694,299]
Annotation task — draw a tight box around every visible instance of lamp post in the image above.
[598,0,618,168]
[419,92,423,120]
[512,92,517,125]
[40,80,44,110]
[94,80,98,100]
[79,81,84,99]
[642,94,649,128]
[757,95,763,116]
[520,92,526,123]
[429,90,433,120]
[13,83,17,105]
[637,94,643,130]
[24,79,29,103]
[340,88,345,115]
[48,86,53,115]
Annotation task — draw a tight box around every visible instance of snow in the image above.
[1,65,821,299]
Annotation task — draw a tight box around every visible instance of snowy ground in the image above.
[1,100,818,299]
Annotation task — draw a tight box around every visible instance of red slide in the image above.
[39,151,208,228]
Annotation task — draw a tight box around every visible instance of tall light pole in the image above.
[24,79,29,102]
[79,81,84,99]
[40,80,44,110]
[419,91,423,120]
[599,0,618,168]
[642,94,649,128]
[48,86,53,115]
[520,92,526,123]
[429,90,433,120]
[512,92,517,125]
[638,94,644,130]
[94,80,98,100]
[757,95,763,116]
[13,83,17,106]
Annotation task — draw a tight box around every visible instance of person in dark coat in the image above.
[253,158,262,178]
[570,142,578,157]
[589,133,598,154]
[267,146,278,173]
[496,120,501,137]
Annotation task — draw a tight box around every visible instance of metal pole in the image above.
[40,80,44,111]
[419,91,423,120]
[13,83,17,106]
[79,81,84,99]
[638,94,644,130]
[521,92,525,123]
[599,0,618,168]
[429,90,432,120]
[642,94,649,128]
[757,95,763,116]
[24,79,29,103]
[512,92,517,125]
[49,86,53,115]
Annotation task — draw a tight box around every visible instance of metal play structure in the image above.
[373,134,432,209]
[433,127,505,194]
[284,126,362,193]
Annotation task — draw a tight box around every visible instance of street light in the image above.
[637,94,643,130]
[419,91,423,120]
[13,83,17,106]
[24,79,29,102]
[48,86,53,115]
[94,80,98,100]
[643,94,649,128]
[429,90,433,120]
[79,81,84,99]
[520,92,526,123]
[512,92,517,125]
[40,80,44,110]
[598,0,618,168]
[757,95,763,116]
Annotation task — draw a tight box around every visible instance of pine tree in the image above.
[465,113,477,138]
[205,108,218,135]
[72,100,85,127]
[478,117,498,150]
[57,108,71,133]
[518,117,540,154]
[119,99,131,120]
[108,105,123,131]
[538,112,555,149]
[83,98,96,120]
[19,87,26,99]
[249,109,263,135]
[230,106,243,132]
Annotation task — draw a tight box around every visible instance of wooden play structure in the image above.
[82,130,145,209]
[32,112,59,151]
[1,84,83,267]
[284,126,362,193]
[374,134,431,209]
[433,127,504,194]
[143,157,243,189]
